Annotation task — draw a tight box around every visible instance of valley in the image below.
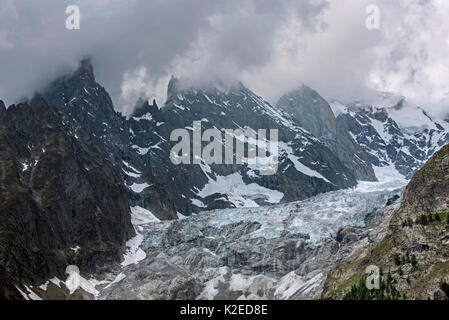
[1,60,448,300]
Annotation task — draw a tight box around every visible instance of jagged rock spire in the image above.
[166,75,181,102]
[74,58,96,82]
[131,97,159,118]
[0,100,6,120]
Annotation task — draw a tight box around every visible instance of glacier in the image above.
[69,175,405,300]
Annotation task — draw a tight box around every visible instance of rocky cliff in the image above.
[0,99,134,299]
[321,144,449,300]
[276,85,337,145]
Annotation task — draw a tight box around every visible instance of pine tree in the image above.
[387,273,393,286]
[394,254,401,266]
[418,214,428,225]
[411,255,417,267]
[440,281,449,298]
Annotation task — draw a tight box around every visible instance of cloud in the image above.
[368,0,449,117]
[240,0,449,119]
[0,0,448,118]
[240,0,382,103]
[0,0,327,113]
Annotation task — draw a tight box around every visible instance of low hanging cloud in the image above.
[0,0,448,118]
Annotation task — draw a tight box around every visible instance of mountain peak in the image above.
[276,85,337,143]
[352,91,405,110]
[277,85,331,108]
[132,97,159,118]
[167,75,181,101]
[166,76,247,102]
[73,58,95,82]
[0,100,6,122]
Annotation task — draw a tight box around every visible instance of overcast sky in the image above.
[0,0,448,117]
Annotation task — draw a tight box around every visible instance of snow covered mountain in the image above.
[276,86,376,181]
[277,87,449,181]
[127,77,357,216]
[36,60,178,220]
[36,61,448,221]
[35,61,359,219]
[2,59,449,300]
[331,92,449,179]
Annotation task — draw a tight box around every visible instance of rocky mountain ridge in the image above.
[321,143,449,300]
[0,98,134,298]
[277,87,449,181]
[34,61,449,220]
[132,77,357,216]
[37,61,363,218]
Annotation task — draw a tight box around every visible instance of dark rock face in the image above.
[0,99,134,298]
[0,100,6,122]
[37,59,131,158]
[276,85,337,145]
[37,60,177,220]
[0,269,22,300]
[334,113,377,180]
[276,87,376,181]
[336,227,365,244]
